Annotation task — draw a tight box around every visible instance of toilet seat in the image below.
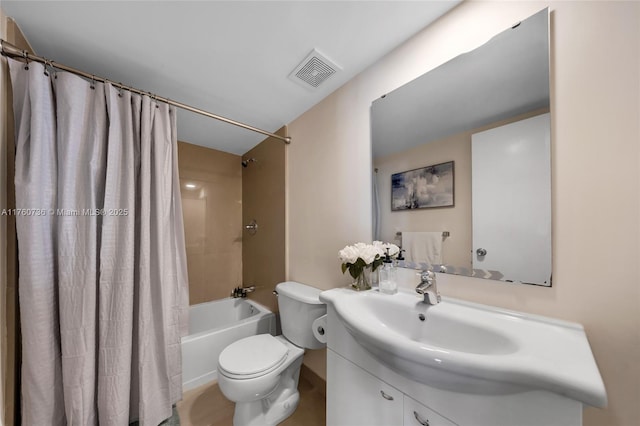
[218,334,289,379]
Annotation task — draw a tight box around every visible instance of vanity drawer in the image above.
[404,396,458,426]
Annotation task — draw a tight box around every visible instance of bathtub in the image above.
[181,297,276,391]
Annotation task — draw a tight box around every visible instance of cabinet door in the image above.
[327,350,403,426]
[404,396,458,426]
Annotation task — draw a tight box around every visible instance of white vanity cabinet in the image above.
[328,350,457,426]
[327,350,404,426]
[324,299,589,426]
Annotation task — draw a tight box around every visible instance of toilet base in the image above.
[232,355,304,426]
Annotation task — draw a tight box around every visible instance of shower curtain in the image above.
[8,57,189,425]
[372,169,381,241]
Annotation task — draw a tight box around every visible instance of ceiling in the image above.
[2,0,461,155]
[371,7,550,159]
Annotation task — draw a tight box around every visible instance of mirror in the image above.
[371,9,551,286]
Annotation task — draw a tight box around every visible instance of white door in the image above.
[471,113,551,285]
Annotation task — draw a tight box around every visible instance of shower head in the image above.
[241,158,257,168]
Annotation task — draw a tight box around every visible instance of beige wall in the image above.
[242,128,286,313]
[287,2,639,426]
[178,142,243,305]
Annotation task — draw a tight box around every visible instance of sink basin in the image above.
[363,293,517,355]
[320,287,607,407]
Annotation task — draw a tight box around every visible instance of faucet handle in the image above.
[420,270,435,282]
[416,270,440,305]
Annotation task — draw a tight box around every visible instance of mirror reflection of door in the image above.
[471,113,551,284]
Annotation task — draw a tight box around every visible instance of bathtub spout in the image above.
[231,285,256,298]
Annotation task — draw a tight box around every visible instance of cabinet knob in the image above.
[413,411,430,426]
[379,390,394,401]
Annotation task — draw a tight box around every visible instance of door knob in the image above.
[476,248,487,256]
[245,219,258,235]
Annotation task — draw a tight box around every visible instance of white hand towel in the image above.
[402,232,442,265]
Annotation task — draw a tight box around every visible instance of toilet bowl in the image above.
[217,282,326,426]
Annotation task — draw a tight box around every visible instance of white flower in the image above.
[360,244,382,265]
[373,241,400,257]
[339,242,384,266]
[353,242,368,252]
[338,245,359,264]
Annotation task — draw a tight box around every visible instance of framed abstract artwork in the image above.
[391,161,454,211]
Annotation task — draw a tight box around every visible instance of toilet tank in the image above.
[275,281,326,350]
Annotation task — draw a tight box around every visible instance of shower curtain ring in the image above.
[50,60,58,79]
[22,50,29,70]
[90,75,96,90]
[117,83,124,98]
[43,58,50,77]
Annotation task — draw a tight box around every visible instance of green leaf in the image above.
[371,257,384,271]
[349,265,363,279]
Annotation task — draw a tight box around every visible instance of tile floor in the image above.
[177,374,326,426]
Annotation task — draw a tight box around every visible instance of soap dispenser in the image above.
[379,248,397,294]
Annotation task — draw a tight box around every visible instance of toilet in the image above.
[217,281,326,426]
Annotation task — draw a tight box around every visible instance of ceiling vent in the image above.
[289,49,341,89]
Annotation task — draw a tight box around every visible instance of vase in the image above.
[352,267,372,291]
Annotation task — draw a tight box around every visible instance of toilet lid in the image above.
[218,334,288,377]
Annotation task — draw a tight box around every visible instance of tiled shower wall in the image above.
[241,129,286,313]
[178,128,286,309]
[178,141,242,305]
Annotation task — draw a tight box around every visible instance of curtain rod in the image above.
[0,39,292,145]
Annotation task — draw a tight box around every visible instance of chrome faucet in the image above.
[231,285,256,298]
[415,270,440,305]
